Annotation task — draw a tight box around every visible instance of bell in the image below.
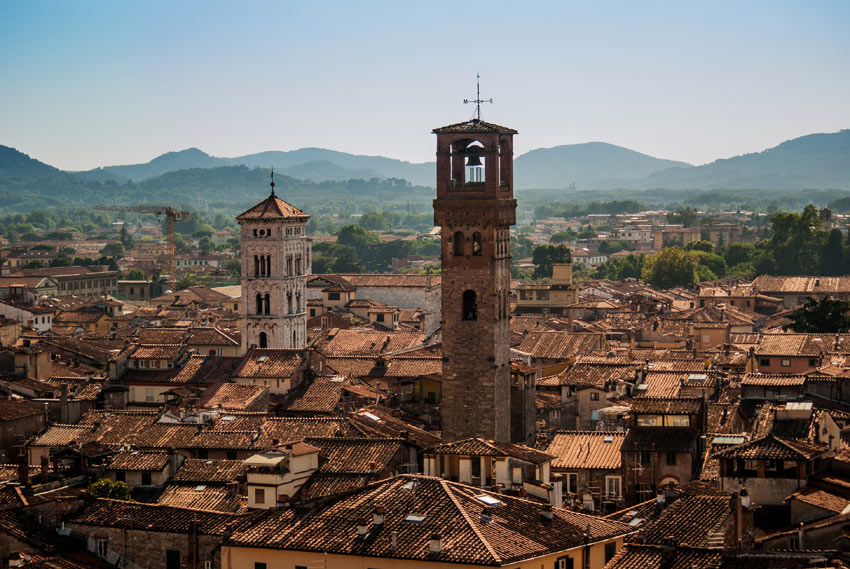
[466,155,483,167]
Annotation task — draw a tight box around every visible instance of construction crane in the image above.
[94,204,191,289]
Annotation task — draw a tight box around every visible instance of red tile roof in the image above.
[236,193,308,221]
[546,431,624,470]
[425,437,554,465]
[108,450,169,471]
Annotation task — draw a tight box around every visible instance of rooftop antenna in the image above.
[464,72,492,121]
[270,168,276,197]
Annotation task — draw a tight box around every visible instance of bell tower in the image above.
[237,174,311,352]
[433,115,517,442]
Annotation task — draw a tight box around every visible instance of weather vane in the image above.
[270,168,275,196]
[464,72,492,121]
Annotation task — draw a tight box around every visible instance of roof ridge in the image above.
[440,479,502,565]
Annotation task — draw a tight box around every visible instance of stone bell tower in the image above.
[433,115,517,442]
[236,174,311,352]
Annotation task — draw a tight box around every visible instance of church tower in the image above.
[433,116,517,442]
[236,175,311,352]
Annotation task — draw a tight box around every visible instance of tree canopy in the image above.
[784,296,850,333]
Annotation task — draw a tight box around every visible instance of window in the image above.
[255,488,265,504]
[781,359,792,367]
[198,450,208,459]
[555,555,574,569]
[145,388,154,402]
[472,232,482,256]
[141,472,152,486]
[454,231,465,256]
[328,292,340,301]
[462,289,477,320]
[115,471,125,482]
[669,415,690,427]
[205,562,212,569]
[639,451,651,466]
[259,332,267,349]
[227,450,237,460]
[535,290,549,300]
[666,452,677,466]
[808,359,817,367]
[605,476,622,498]
[590,391,600,401]
[376,313,385,322]
[254,564,267,569]
[96,539,108,558]
[605,542,617,563]
[310,309,316,317]
[759,358,770,367]
[565,472,578,494]
[519,289,533,300]
[166,549,180,569]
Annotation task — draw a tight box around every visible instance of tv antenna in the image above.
[464,72,492,121]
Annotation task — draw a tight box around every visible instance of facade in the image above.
[433,118,517,442]
[515,263,579,315]
[237,180,311,351]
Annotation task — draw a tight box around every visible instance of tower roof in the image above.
[236,194,309,221]
[432,118,517,135]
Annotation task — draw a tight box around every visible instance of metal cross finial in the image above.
[464,72,493,121]
[270,168,276,196]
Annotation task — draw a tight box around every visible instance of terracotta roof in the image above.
[623,428,699,453]
[631,398,702,415]
[232,348,304,378]
[69,498,254,534]
[187,326,239,346]
[307,437,403,473]
[713,434,828,461]
[756,333,850,357]
[425,437,554,465]
[199,382,268,411]
[540,362,636,388]
[287,376,346,413]
[131,344,184,360]
[312,329,425,357]
[785,485,850,514]
[516,331,606,360]
[299,472,376,500]
[740,373,806,386]
[432,118,518,134]
[236,193,309,220]
[331,273,441,289]
[349,407,441,449]
[108,450,169,471]
[546,431,624,470]
[0,399,45,421]
[753,275,850,294]
[156,484,242,512]
[604,544,722,569]
[171,355,243,384]
[172,458,247,484]
[225,474,632,565]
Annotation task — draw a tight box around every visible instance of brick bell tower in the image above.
[433,111,517,442]
[236,172,311,352]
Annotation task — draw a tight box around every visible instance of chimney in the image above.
[373,505,385,526]
[541,504,553,520]
[356,517,368,537]
[662,537,677,554]
[390,530,398,551]
[17,457,28,487]
[40,454,49,484]
[429,533,442,554]
[481,506,493,523]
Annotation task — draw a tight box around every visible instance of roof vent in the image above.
[356,517,368,536]
[429,533,443,554]
[404,513,426,524]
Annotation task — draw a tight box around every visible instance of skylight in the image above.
[258,355,268,363]
[603,436,614,443]
[628,518,644,527]
[363,412,381,422]
[474,494,502,506]
[404,513,426,524]
[195,485,207,492]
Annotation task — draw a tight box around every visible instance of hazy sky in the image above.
[2,1,849,171]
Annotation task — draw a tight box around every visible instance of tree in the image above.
[721,242,754,268]
[100,243,124,258]
[550,230,577,244]
[88,478,133,500]
[119,225,135,249]
[785,296,850,333]
[175,273,201,290]
[666,207,698,227]
[684,240,713,253]
[531,244,571,279]
[641,247,698,289]
[125,269,147,280]
[223,259,241,276]
[820,229,845,276]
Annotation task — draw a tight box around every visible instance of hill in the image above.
[513,142,691,189]
[636,130,850,190]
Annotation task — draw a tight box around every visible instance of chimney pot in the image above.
[373,506,385,526]
[541,504,553,520]
[356,517,368,536]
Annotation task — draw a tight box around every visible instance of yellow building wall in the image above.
[223,537,624,569]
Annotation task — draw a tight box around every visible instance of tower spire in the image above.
[464,72,493,121]
[270,168,276,197]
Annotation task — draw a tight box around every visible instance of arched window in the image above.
[254,255,260,277]
[259,332,267,348]
[287,293,293,314]
[266,255,272,276]
[454,231,465,256]
[255,293,263,315]
[264,294,271,315]
[462,290,477,321]
[472,232,482,256]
